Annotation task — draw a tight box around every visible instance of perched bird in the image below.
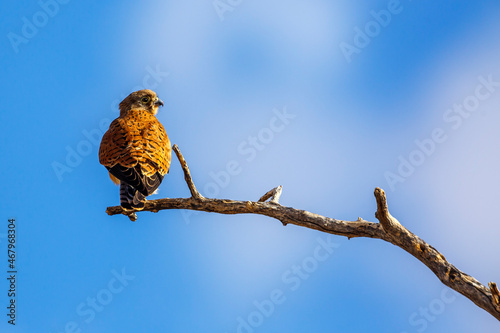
[99,89,171,211]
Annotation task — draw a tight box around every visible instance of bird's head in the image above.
[119,89,164,116]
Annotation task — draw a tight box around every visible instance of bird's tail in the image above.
[120,183,146,210]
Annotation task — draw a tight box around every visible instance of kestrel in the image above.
[99,89,171,211]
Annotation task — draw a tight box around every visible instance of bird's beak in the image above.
[155,98,164,107]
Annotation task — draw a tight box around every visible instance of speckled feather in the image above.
[99,113,171,176]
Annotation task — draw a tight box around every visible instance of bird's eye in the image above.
[141,96,150,103]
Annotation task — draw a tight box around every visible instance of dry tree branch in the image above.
[105,144,500,321]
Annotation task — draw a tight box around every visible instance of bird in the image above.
[99,89,171,211]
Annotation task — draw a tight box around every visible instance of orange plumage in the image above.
[99,89,171,210]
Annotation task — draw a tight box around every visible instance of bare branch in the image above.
[104,145,500,321]
[372,188,500,321]
[172,144,203,200]
[374,187,401,234]
[258,185,282,204]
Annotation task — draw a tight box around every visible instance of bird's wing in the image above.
[99,118,137,168]
[99,118,144,189]
[139,120,171,177]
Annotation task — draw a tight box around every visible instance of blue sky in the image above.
[1,0,500,332]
